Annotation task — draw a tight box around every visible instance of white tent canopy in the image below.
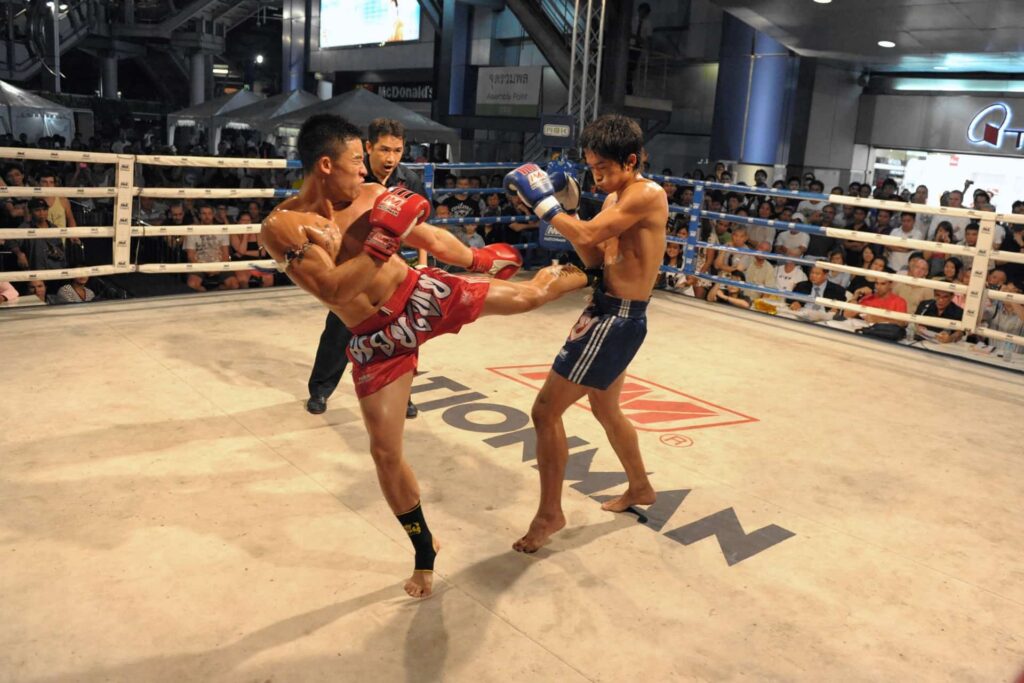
[264,88,459,145]
[0,80,75,144]
[167,90,265,154]
[213,90,320,134]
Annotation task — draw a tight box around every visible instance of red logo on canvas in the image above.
[489,365,757,432]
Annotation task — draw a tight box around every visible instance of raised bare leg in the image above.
[359,371,440,598]
[513,371,588,553]
[588,373,656,512]
[481,264,587,316]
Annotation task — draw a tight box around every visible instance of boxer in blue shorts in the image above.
[504,114,670,552]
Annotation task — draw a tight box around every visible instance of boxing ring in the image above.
[2,148,1023,682]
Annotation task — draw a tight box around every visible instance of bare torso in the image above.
[599,179,669,301]
[263,183,410,327]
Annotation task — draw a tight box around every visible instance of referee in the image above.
[305,118,425,417]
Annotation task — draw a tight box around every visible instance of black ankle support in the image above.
[397,502,436,572]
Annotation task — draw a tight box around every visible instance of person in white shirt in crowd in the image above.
[981,279,1024,353]
[745,200,776,248]
[55,276,95,304]
[743,241,777,298]
[796,179,827,216]
[714,225,751,276]
[941,190,970,242]
[910,184,932,237]
[183,204,240,292]
[834,202,855,228]
[134,195,167,225]
[774,251,808,293]
[774,220,810,257]
[887,211,925,272]
[825,249,852,290]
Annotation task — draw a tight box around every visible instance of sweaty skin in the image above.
[262,137,587,596]
[513,152,669,554]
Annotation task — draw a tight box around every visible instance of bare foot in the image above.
[535,264,588,295]
[601,486,657,512]
[403,536,441,599]
[512,512,566,553]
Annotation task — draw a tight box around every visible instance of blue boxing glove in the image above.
[504,164,564,222]
[549,171,581,214]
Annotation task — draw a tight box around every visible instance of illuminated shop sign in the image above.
[967,103,1024,151]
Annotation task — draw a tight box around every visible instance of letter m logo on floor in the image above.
[488,366,757,432]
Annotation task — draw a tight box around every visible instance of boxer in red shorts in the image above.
[261,114,586,598]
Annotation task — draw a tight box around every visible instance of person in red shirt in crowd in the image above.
[843,268,908,326]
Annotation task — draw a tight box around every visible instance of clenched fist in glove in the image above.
[364,187,430,261]
[469,243,523,279]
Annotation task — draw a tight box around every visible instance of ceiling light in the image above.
[255,54,264,64]
[878,40,896,48]
[813,0,831,4]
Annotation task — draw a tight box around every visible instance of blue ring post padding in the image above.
[286,160,302,169]
[432,187,507,196]
[645,173,697,188]
[273,189,300,198]
[423,164,435,204]
[429,215,537,225]
[684,184,704,276]
[408,162,528,170]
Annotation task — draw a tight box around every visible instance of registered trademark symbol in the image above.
[659,433,693,448]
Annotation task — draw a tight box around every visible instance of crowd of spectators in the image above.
[0,129,299,304]
[2,130,1021,357]
[653,165,1024,353]
[428,170,540,259]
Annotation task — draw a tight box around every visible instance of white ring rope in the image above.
[985,288,1024,304]
[813,262,968,294]
[0,146,123,164]
[975,326,1024,346]
[133,223,262,236]
[1,226,116,238]
[135,154,294,169]
[0,265,118,282]
[825,193,1024,227]
[0,186,118,198]
[137,188,282,199]
[1,146,1020,359]
[135,261,277,275]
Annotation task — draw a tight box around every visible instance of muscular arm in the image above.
[548,181,666,249]
[263,218,382,305]
[403,223,473,268]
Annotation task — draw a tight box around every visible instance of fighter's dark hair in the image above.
[579,114,644,170]
[368,118,406,144]
[297,114,363,171]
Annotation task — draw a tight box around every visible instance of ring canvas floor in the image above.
[1,282,1021,682]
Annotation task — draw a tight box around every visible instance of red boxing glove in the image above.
[363,227,402,261]
[369,187,431,240]
[469,243,523,280]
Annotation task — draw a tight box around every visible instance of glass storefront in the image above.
[872,147,1024,213]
